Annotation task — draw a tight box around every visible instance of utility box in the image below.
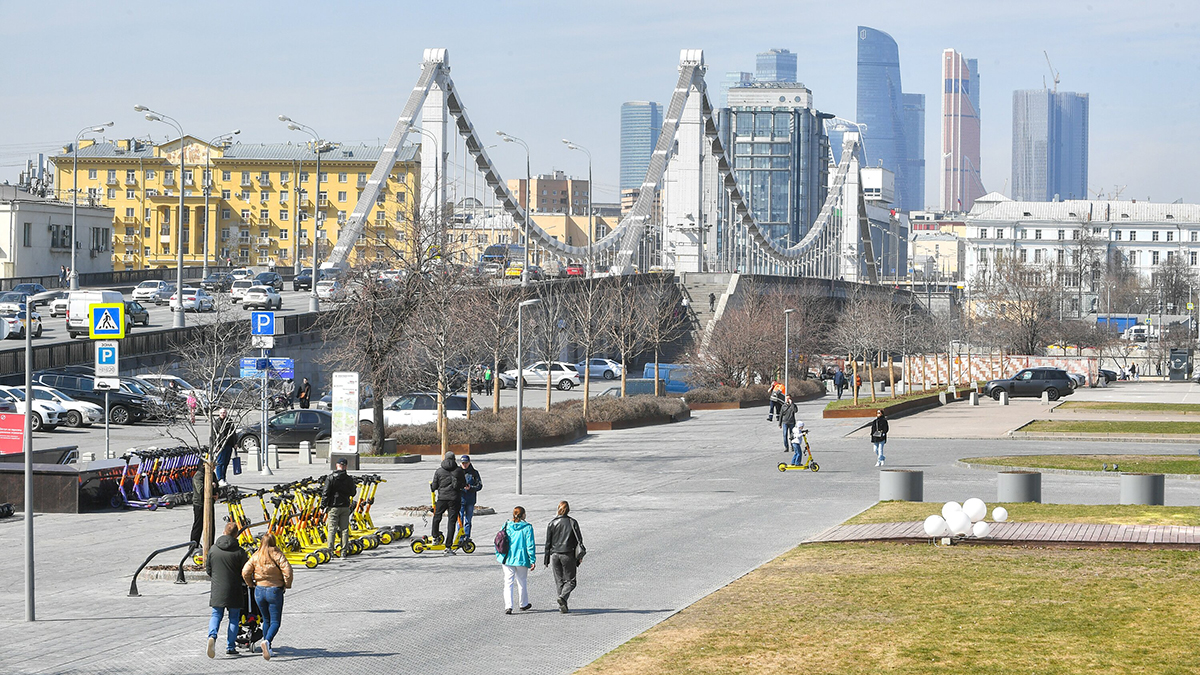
[1169,349,1192,381]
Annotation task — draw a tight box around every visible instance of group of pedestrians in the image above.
[58,265,71,288]
[205,522,293,661]
[769,370,891,467]
[429,451,483,553]
[496,501,586,614]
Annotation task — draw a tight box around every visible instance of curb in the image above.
[360,454,422,464]
[137,568,209,583]
[1010,430,1200,444]
[956,460,1200,481]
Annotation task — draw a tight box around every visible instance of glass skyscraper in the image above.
[902,93,926,210]
[756,49,797,83]
[720,71,754,108]
[941,49,983,212]
[1011,89,1089,201]
[620,101,662,192]
[856,26,923,211]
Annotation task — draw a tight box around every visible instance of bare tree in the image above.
[607,279,649,396]
[529,281,572,410]
[973,255,1058,356]
[478,283,520,414]
[564,276,613,416]
[638,275,689,395]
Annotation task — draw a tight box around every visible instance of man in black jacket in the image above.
[322,458,357,558]
[430,451,465,555]
[205,521,249,658]
[544,500,586,613]
[778,394,797,453]
[458,455,483,544]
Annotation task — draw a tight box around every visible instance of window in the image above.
[125,207,135,218]
[1057,249,1065,264]
[259,209,269,220]
[358,173,367,184]
[477,234,488,244]
[1192,252,1197,266]
[1019,248,1027,262]
[1129,231,1137,241]
[299,172,309,183]
[996,228,1004,239]
[279,191,288,203]
[318,172,327,183]
[259,171,269,183]
[162,244,170,255]
[1152,231,1160,241]
[145,209,152,219]
[394,209,405,223]
[106,170,117,183]
[260,192,269,203]
[338,172,347,183]
[240,191,250,201]
[337,210,347,224]
[977,249,987,263]
[1167,231,1174,242]
[1072,229,1080,240]
[1034,249,1043,263]
[88,169,97,179]
[1128,251,1137,265]
[221,209,231,220]
[221,189,231,199]
[107,188,116,199]
[278,230,288,240]
[1019,229,1027,240]
[396,191,406,203]
[280,210,289,221]
[376,211,385,222]
[978,228,987,239]
[91,227,110,252]
[222,171,231,181]
[1192,231,1198,242]
[241,171,251,185]
[126,189,135,199]
[1034,229,1042,240]
[1057,229,1064,240]
[146,170,157,180]
[240,209,250,221]
[1152,251,1160,265]
[22,222,31,247]
[1114,230,1122,241]
[338,191,347,202]
[126,170,136,182]
[1167,250,1175,262]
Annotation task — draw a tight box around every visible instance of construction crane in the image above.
[1044,51,1060,92]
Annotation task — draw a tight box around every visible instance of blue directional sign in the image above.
[239,357,295,379]
[250,311,276,336]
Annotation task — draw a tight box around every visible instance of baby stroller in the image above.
[235,587,264,652]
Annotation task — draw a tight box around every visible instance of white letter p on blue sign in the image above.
[251,311,276,336]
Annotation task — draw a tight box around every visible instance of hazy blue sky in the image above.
[2,0,1196,207]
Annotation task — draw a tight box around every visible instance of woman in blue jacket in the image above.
[496,506,536,614]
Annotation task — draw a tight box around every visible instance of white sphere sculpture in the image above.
[941,501,963,520]
[992,506,1008,522]
[947,510,973,536]
[972,521,991,538]
[963,498,987,522]
[923,515,948,537]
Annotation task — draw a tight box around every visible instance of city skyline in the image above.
[1011,89,1090,201]
[1,1,1195,207]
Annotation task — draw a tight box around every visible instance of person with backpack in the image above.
[778,393,798,453]
[495,506,536,614]
[431,451,465,555]
[205,521,249,658]
[767,381,785,421]
[458,455,483,544]
[322,457,357,558]
[870,409,890,466]
[544,500,586,613]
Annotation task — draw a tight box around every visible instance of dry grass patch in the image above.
[964,454,1200,475]
[1023,420,1200,435]
[383,403,585,447]
[1058,401,1200,415]
[845,501,1200,527]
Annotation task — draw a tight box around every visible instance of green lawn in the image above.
[961,453,1200,475]
[1022,419,1200,435]
[846,500,1200,526]
[579,542,1200,675]
[1058,401,1200,414]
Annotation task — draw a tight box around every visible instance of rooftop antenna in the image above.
[1043,51,1060,92]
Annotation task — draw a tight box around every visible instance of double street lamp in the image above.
[279,115,325,312]
[71,122,114,290]
[203,130,240,279]
[134,105,187,328]
[496,131,531,287]
[561,139,593,275]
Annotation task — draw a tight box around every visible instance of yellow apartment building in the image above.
[445,209,617,265]
[52,136,419,270]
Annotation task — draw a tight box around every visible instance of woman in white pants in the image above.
[496,506,537,614]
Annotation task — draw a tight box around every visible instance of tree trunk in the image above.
[438,374,447,458]
[492,353,501,415]
[202,459,214,561]
[583,349,591,420]
[654,349,661,397]
[465,375,472,421]
[373,395,386,453]
[621,355,628,397]
[545,362,552,411]
[867,361,876,402]
[852,358,859,405]
[888,355,896,399]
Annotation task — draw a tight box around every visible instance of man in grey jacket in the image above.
[778,394,797,453]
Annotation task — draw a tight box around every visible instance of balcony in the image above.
[184,177,194,187]
[240,178,253,187]
[124,176,138,186]
[257,177,271,187]
[122,235,135,244]
[123,254,135,263]
[298,197,310,207]
[358,177,368,187]
[159,235,172,244]
[256,236,271,245]
[317,198,329,208]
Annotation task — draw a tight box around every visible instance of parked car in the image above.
[984,367,1076,401]
[30,385,105,428]
[170,287,215,312]
[201,273,234,292]
[47,291,70,318]
[66,289,125,339]
[575,358,623,381]
[1067,372,1087,388]
[241,285,282,310]
[124,300,151,327]
[132,280,172,304]
[235,409,332,453]
[254,272,284,291]
[1,309,42,339]
[565,263,585,278]
[315,383,374,411]
[1099,368,1119,384]
[230,268,255,281]
[31,372,146,424]
[358,392,480,427]
[137,374,209,410]
[0,292,29,313]
[503,361,581,390]
[0,386,65,432]
[377,269,405,282]
[230,279,255,303]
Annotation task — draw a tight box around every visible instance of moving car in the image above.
[170,288,215,312]
[48,291,70,317]
[504,263,524,279]
[30,385,105,428]
[253,272,284,291]
[235,409,332,453]
[230,268,255,281]
[503,361,582,390]
[292,269,326,291]
[132,280,173,304]
[984,367,1076,401]
[0,292,29,313]
[565,263,585,277]
[201,273,234,292]
[358,392,480,427]
[1,309,42,339]
[315,279,342,301]
[0,386,65,432]
[575,358,623,380]
[66,289,124,339]
[241,285,282,310]
[32,370,150,424]
[124,300,151,327]
[230,279,255,303]
[11,283,49,299]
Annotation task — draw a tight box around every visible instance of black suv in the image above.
[201,273,234,292]
[984,367,1076,401]
[254,272,284,292]
[293,269,332,291]
[33,370,150,424]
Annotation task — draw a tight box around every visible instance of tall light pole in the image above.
[497,131,531,286]
[279,116,325,312]
[784,308,795,394]
[203,130,240,279]
[23,289,59,621]
[71,122,113,289]
[515,297,540,494]
[562,139,593,274]
[135,106,187,328]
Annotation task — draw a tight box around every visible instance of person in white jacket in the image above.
[789,421,808,466]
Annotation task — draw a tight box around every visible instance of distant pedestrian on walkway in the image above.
[322,457,356,558]
[458,455,483,544]
[854,373,862,396]
[778,393,797,453]
[1129,363,1138,381]
[708,292,716,312]
[186,393,198,424]
[544,500,586,613]
[241,533,293,661]
[297,378,311,409]
[206,521,249,658]
[282,378,296,409]
[767,381,785,421]
[59,265,67,288]
[870,409,889,466]
[431,451,465,554]
[497,506,536,614]
[833,367,847,400]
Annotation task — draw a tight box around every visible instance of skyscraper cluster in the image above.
[941,49,984,212]
[1011,89,1089,201]
[856,27,926,213]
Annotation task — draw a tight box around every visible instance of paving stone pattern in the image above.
[807,521,1200,547]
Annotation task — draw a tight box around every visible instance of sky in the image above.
[1,0,1197,207]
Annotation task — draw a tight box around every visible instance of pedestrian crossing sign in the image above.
[89,304,125,339]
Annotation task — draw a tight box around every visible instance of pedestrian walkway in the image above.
[805,521,1200,550]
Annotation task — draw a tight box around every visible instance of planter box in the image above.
[823,391,952,419]
[394,426,587,456]
[360,453,422,464]
[689,399,770,410]
[367,438,398,456]
[587,409,691,431]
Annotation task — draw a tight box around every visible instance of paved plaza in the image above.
[4,386,1200,674]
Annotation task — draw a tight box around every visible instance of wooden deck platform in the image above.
[804,521,1200,550]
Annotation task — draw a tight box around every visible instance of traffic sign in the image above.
[251,335,275,349]
[89,304,125,339]
[1189,303,1195,311]
[95,341,119,377]
[239,357,295,379]
[0,413,23,455]
[251,311,278,336]
[94,378,121,391]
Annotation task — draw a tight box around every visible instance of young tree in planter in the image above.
[564,275,614,417]
[607,278,649,396]
[480,282,520,414]
[529,280,573,410]
[638,275,689,396]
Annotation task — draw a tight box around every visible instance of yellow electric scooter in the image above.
[411,490,477,554]
[778,429,819,472]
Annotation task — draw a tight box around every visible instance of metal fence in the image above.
[0,266,233,292]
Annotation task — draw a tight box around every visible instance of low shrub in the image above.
[581,395,689,423]
[788,379,824,398]
[684,384,771,404]
[381,404,585,448]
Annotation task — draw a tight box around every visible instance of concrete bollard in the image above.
[1041,391,1050,405]
[879,469,923,502]
[299,441,312,465]
[1120,473,1165,505]
[267,444,279,469]
[999,391,1009,406]
[938,391,948,405]
[997,471,1042,503]
[969,391,979,406]
[248,448,263,471]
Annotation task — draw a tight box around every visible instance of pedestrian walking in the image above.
[833,367,847,400]
[708,292,716,312]
[297,378,311,409]
[544,500,586,613]
[282,378,296,409]
[778,393,797,453]
[212,409,236,486]
[59,265,67,288]
[870,409,889,466]
[430,451,465,555]
[186,393,198,424]
[322,457,356,558]
[206,521,249,658]
[767,380,785,421]
[241,532,293,661]
[458,455,483,544]
[496,506,536,614]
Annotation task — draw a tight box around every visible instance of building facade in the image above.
[719,71,754,108]
[941,49,984,212]
[52,137,419,271]
[1011,89,1090,202]
[902,92,926,211]
[0,186,114,277]
[856,27,926,213]
[506,171,591,216]
[619,101,662,192]
[755,48,798,83]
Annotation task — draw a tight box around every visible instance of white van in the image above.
[66,290,125,339]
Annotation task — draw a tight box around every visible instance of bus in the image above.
[480,243,525,268]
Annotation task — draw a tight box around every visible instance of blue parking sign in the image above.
[251,312,276,336]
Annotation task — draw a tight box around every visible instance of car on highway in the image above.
[230,279,255,303]
[292,268,329,291]
[984,367,1076,401]
[32,371,150,424]
[11,283,49,298]
[170,287,215,312]
[315,279,343,302]
[526,265,545,281]
[1,309,42,339]
[503,361,582,390]
[0,292,30,313]
[254,272,284,292]
[65,289,125,339]
[47,291,70,317]
[241,285,282,310]
[201,273,234,292]
[235,409,332,453]
[358,392,480,428]
[575,357,623,380]
[480,262,504,278]
[30,385,104,428]
[0,386,65,432]
[131,280,173,304]
[565,263,585,277]
[504,263,524,279]
[124,300,151,327]
[230,268,255,281]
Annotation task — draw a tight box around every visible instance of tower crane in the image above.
[1044,51,1060,92]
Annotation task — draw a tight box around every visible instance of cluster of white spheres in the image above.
[922,500,1010,538]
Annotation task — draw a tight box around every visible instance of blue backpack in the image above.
[494,524,509,556]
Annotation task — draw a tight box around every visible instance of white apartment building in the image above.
[0,186,114,277]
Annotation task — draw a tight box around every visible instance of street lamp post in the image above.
[23,290,59,621]
[203,130,240,279]
[135,106,187,328]
[496,131,531,287]
[71,122,113,290]
[515,297,540,494]
[784,309,795,394]
[279,116,325,312]
[562,139,593,274]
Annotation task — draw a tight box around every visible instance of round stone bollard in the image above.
[879,469,923,502]
[1120,473,1165,506]
[998,391,1009,406]
[997,471,1042,503]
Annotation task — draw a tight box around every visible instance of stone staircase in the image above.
[678,273,739,350]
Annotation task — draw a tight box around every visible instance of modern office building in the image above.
[1011,89,1090,201]
[856,27,925,213]
[902,93,926,211]
[619,101,663,192]
[719,71,754,107]
[725,82,830,247]
[756,48,797,83]
[52,137,419,270]
[941,49,984,212]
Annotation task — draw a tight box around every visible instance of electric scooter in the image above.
[778,429,819,472]
[411,491,476,554]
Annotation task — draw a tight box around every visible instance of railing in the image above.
[0,265,230,293]
[129,541,198,597]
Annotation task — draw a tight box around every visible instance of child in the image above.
[789,421,808,466]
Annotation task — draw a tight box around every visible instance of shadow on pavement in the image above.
[269,646,398,660]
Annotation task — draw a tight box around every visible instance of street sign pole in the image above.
[260,349,271,476]
[96,341,119,460]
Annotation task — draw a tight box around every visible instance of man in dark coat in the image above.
[297,378,312,409]
[457,455,483,543]
[322,458,357,558]
[205,521,249,658]
[833,367,847,400]
[544,500,586,613]
[778,394,798,453]
[430,451,465,555]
